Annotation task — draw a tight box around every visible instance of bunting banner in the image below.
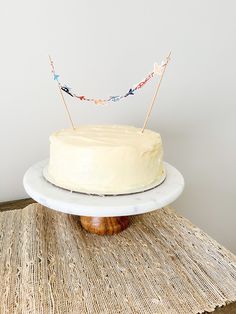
[50,60,168,106]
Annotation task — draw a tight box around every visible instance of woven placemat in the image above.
[0,204,236,314]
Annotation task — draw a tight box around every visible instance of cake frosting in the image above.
[46,125,165,195]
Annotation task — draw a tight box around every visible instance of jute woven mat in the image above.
[0,204,236,314]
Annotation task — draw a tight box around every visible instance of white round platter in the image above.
[23,160,184,217]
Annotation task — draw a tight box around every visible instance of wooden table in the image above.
[0,199,236,314]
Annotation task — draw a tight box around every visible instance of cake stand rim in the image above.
[23,159,184,217]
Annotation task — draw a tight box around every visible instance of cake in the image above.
[46,125,165,195]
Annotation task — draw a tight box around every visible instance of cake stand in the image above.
[23,160,184,235]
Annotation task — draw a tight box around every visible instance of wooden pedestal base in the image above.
[80,216,129,235]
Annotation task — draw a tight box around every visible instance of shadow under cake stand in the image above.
[23,160,184,235]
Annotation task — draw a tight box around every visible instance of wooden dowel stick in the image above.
[141,51,171,133]
[49,55,75,129]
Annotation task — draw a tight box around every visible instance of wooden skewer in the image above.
[48,55,75,130]
[141,51,171,133]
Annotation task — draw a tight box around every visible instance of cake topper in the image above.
[49,56,75,129]
[49,53,171,130]
[141,51,171,132]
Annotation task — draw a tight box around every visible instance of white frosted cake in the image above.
[46,125,165,195]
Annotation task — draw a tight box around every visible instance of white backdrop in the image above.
[0,1,235,252]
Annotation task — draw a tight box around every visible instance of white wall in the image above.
[0,1,235,252]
